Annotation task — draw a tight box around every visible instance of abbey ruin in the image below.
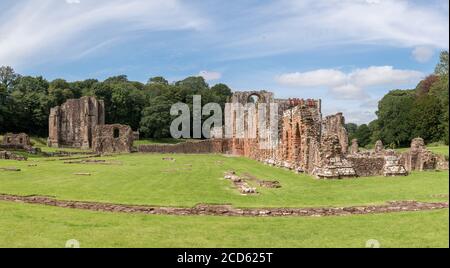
[139,90,448,179]
[1,92,445,179]
[47,96,133,154]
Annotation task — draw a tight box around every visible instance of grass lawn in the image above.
[0,153,448,208]
[0,201,447,248]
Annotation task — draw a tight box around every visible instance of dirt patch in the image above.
[0,167,21,171]
[242,173,281,188]
[64,159,122,165]
[0,193,447,217]
[74,173,91,176]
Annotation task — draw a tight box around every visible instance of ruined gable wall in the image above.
[92,124,133,154]
[399,137,446,171]
[138,139,225,154]
[48,97,105,149]
[347,155,384,177]
[1,133,31,148]
[322,113,349,154]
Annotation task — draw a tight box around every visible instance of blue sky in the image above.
[0,0,448,124]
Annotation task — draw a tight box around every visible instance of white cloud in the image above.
[220,0,449,60]
[0,0,207,67]
[349,66,423,87]
[199,70,222,81]
[66,0,80,4]
[276,69,346,87]
[276,66,423,100]
[412,47,435,63]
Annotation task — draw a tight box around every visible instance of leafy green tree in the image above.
[0,66,18,90]
[435,51,449,77]
[411,94,443,142]
[148,76,169,85]
[48,79,74,106]
[368,119,381,145]
[140,95,173,138]
[345,123,358,142]
[354,124,371,147]
[104,75,128,84]
[109,82,145,130]
[376,90,415,147]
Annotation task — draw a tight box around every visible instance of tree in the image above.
[345,123,358,142]
[104,75,128,84]
[411,94,443,142]
[109,82,145,130]
[140,95,173,138]
[148,76,168,85]
[354,124,371,147]
[0,66,18,90]
[48,79,73,106]
[435,51,449,77]
[376,90,415,147]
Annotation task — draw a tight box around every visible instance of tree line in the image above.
[0,70,231,138]
[346,51,449,148]
[1,51,448,147]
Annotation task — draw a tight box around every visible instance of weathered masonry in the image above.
[137,90,448,178]
[48,96,105,149]
[1,133,31,150]
[47,97,135,154]
[92,124,133,154]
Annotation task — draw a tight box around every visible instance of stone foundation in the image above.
[0,150,27,161]
[138,140,226,154]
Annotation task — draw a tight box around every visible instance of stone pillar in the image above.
[47,107,61,147]
[350,139,359,154]
[374,140,384,154]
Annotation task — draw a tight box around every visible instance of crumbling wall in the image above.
[322,113,349,154]
[92,124,133,154]
[312,134,356,179]
[400,137,447,171]
[138,139,225,154]
[0,150,27,161]
[347,155,384,177]
[1,133,31,150]
[350,139,359,154]
[48,96,105,149]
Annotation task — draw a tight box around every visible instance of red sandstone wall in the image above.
[138,140,226,154]
[347,156,384,177]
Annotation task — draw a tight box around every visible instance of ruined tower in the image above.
[47,96,105,149]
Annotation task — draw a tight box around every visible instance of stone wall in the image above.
[347,155,385,177]
[399,137,448,171]
[322,113,349,154]
[221,90,355,178]
[138,140,226,154]
[1,133,31,150]
[48,96,105,149]
[92,124,133,154]
[312,134,356,179]
[0,150,27,161]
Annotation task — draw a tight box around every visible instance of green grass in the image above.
[1,153,448,208]
[0,201,447,248]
